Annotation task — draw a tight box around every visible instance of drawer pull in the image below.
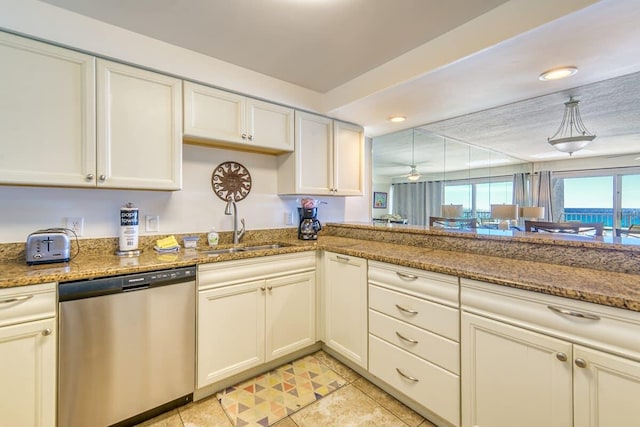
[574,358,587,369]
[396,272,418,280]
[336,255,350,262]
[41,329,52,336]
[556,352,568,362]
[547,305,600,320]
[0,295,33,305]
[396,368,419,382]
[395,331,418,344]
[395,304,418,315]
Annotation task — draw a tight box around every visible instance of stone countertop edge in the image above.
[1,234,639,313]
[332,222,640,252]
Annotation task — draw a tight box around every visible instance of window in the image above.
[552,169,640,234]
[444,177,513,219]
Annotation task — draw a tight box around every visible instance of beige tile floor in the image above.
[137,351,437,427]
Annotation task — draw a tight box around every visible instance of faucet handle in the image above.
[238,218,246,240]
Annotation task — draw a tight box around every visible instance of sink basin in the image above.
[201,247,244,255]
[200,243,290,256]
[242,244,288,251]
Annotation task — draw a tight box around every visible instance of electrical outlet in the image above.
[145,215,160,232]
[65,216,84,236]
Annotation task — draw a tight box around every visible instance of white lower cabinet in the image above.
[573,345,640,426]
[323,252,368,368]
[197,253,316,388]
[461,312,573,427]
[368,261,460,427]
[461,278,640,427]
[0,283,56,427]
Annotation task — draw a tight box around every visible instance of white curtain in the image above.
[533,170,554,221]
[392,182,427,225]
[512,173,528,207]
[426,181,444,220]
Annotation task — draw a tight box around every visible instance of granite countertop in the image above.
[2,234,639,313]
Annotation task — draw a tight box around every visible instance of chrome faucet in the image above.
[224,195,245,244]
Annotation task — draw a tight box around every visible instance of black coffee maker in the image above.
[298,207,322,240]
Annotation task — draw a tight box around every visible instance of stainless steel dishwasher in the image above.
[58,266,196,427]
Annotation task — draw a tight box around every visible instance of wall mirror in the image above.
[372,128,531,226]
[371,71,640,241]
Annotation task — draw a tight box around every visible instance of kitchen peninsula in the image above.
[3,223,640,427]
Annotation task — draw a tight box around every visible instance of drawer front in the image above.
[198,252,315,290]
[369,284,459,341]
[368,260,458,307]
[369,334,460,427]
[0,283,56,327]
[461,278,640,361]
[369,309,459,374]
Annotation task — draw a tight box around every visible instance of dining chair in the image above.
[429,216,477,229]
[524,220,604,236]
[615,224,640,237]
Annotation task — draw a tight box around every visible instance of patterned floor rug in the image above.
[217,354,347,426]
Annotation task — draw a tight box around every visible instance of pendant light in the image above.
[407,132,421,181]
[547,97,596,155]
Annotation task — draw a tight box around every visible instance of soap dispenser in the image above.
[207,228,219,247]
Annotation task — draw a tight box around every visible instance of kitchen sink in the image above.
[200,243,290,256]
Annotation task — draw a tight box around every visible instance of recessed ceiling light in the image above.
[539,66,578,81]
[389,115,406,123]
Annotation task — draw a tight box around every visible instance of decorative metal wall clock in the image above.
[211,161,252,202]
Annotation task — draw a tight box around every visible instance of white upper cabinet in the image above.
[0,32,182,190]
[333,120,365,196]
[0,32,96,187]
[277,111,364,196]
[183,81,294,153]
[97,59,182,190]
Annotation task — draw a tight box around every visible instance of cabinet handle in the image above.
[574,358,587,368]
[396,368,419,382]
[41,328,52,336]
[547,305,600,320]
[395,304,418,315]
[86,173,94,181]
[556,352,568,362]
[267,285,273,291]
[396,272,418,280]
[260,286,266,291]
[248,134,253,141]
[336,255,350,262]
[99,174,106,182]
[241,133,247,139]
[395,331,418,344]
[0,295,33,304]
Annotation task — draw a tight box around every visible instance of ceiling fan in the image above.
[407,134,421,181]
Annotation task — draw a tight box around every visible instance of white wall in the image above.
[0,144,368,243]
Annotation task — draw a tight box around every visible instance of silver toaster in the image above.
[26,229,71,265]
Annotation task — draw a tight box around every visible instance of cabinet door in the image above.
[461,312,573,427]
[0,318,56,427]
[573,345,640,426]
[293,111,333,195]
[333,121,364,195]
[324,252,368,368]
[97,59,182,190]
[265,271,316,360]
[247,98,294,152]
[197,281,265,387]
[0,32,96,187]
[183,81,246,144]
